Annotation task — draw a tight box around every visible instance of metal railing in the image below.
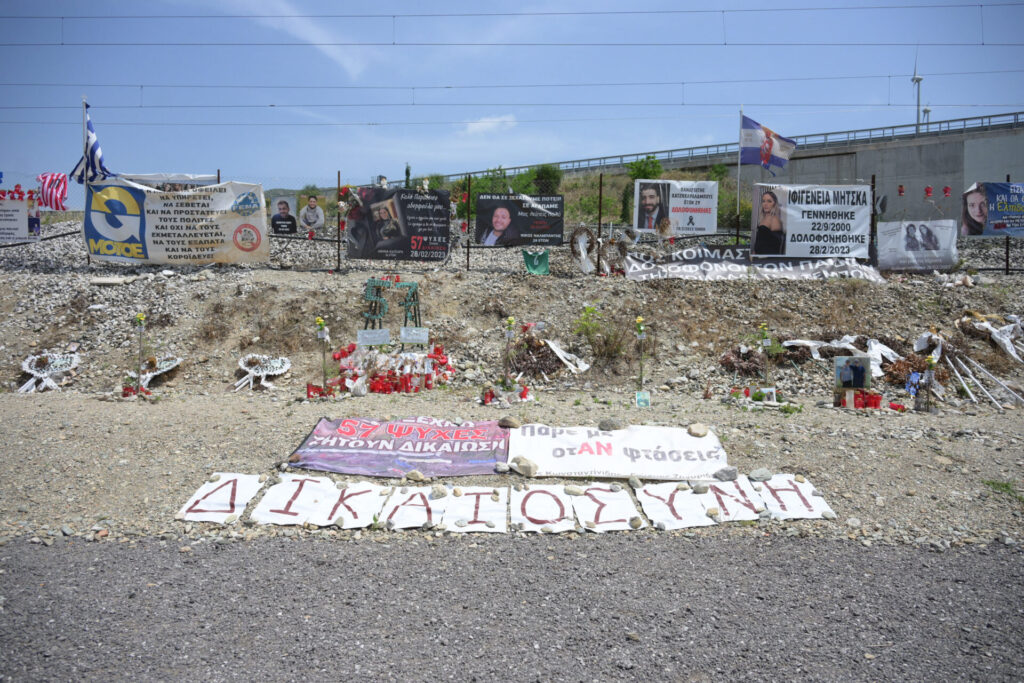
[425,111,1023,184]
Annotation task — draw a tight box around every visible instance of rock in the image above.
[687,423,709,438]
[628,516,643,530]
[598,418,625,432]
[846,517,861,528]
[485,521,495,529]
[490,493,500,502]
[610,483,622,492]
[691,482,709,494]
[564,485,585,496]
[585,520,596,529]
[406,470,426,482]
[510,457,538,478]
[179,546,192,553]
[712,466,738,482]
[628,475,642,489]
[687,368,701,380]
[495,462,510,474]
[452,487,463,497]
[749,468,773,482]
[430,485,447,500]
[676,482,690,491]
[224,514,238,525]
[794,474,806,483]
[60,525,73,537]
[540,526,553,534]
[705,507,720,518]
[498,416,521,429]
[95,529,109,539]
[934,455,953,466]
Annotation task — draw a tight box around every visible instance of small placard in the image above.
[535,321,547,331]
[637,332,647,340]
[399,326,430,344]
[505,330,515,339]
[635,391,651,407]
[357,328,391,346]
[761,338,771,346]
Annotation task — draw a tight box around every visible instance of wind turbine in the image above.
[911,51,923,134]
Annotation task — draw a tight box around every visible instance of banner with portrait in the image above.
[961,182,1024,238]
[474,194,563,247]
[269,195,298,234]
[633,180,718,236]
[346,187,450,261]
[877,220,958,271]
[82,178,268,264]
[751,184,871,259]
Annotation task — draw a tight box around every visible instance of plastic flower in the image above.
[315,316,326,330]
[635,316,645,334]
[505,316,515,329]
[134,312,146,327]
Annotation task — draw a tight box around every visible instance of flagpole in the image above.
[82,96,90,265]
[736,106,743,244]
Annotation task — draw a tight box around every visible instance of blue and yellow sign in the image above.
[84,183,148,259]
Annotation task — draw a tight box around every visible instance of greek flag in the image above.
[739,115,796,177]
[70,103,115,184]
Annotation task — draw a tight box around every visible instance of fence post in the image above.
[597,172,604,243]
[870,174,878,266]
[336,171,342,272]
[465,175,472,271]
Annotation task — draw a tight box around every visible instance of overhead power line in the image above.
[2,3,1022,19]
[3,40,1022,47]
[0,103,1019,111]
[1,68,1019,91]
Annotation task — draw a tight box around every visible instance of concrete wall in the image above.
[644,126,1024,222]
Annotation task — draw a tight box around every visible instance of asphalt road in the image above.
[1,534,1022,681]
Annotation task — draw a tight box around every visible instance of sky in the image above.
[1,0,1023,207]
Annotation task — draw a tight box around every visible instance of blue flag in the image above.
[70,103,115,184]
[739,115,797,177]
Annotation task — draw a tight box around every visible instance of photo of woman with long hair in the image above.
[961,183,988,236]
[752,189,785,255]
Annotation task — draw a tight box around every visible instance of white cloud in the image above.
[461,114,518,136]
[222,0,373,79]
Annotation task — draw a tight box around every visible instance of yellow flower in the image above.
[134,313,145,326]
[315,316,325,330]
[635,316,644,324]
[506,316,515,328]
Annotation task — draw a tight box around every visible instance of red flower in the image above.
[307,230,315,240]
[669,237,675,245]
[461,192,469,203]
[460,221,467,232]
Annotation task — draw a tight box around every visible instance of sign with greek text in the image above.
[751,184,871,259]
[250,474,338,526]
[624,246,884,282]
[509,485,577,533]
[635,483,717,530]
[633,179,718,235]
[346,186,451,261]
[179,473,264,524]
[960,182,1024,238]
[0,198,32,243]
[380,487,447,529]
[508,424,728,481]
[82,178,269,264]
[757,475,833,520]
[289,417,509,478]
[442,486,508,533]
[399,326,430,344]
[570,485,646,532]
[475,193,564,247]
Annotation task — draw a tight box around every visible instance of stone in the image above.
[490,493,500,502]
[691,482,709,495]
[687,368,701,380]
[60,525,73,537]
[498,416,522,429]
[610,483,622,492]
[687,423,709,438]
[510,457,538,478]
[705,507,720,518]
[452,487,463,497]
[564,485,586,496]
[224,514,238,525]
[406,470,426,482]
[598,418,625,432]
[712,466,738,482]
[495,462,510,474]
[676,482,690,491]
[585,520,596,529]
[748,468,773,482]
[628,475,642,490]
[846,517,861,528]
[485,521,495,529]
[794,474,806,483]
[821,510,836,520]
[430,485,448,500]
[628,516,643,530]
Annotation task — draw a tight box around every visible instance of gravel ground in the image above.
[1,535,1022,681]
[1,221,1023,679]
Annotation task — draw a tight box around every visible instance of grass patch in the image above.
[983,480,1024,504]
